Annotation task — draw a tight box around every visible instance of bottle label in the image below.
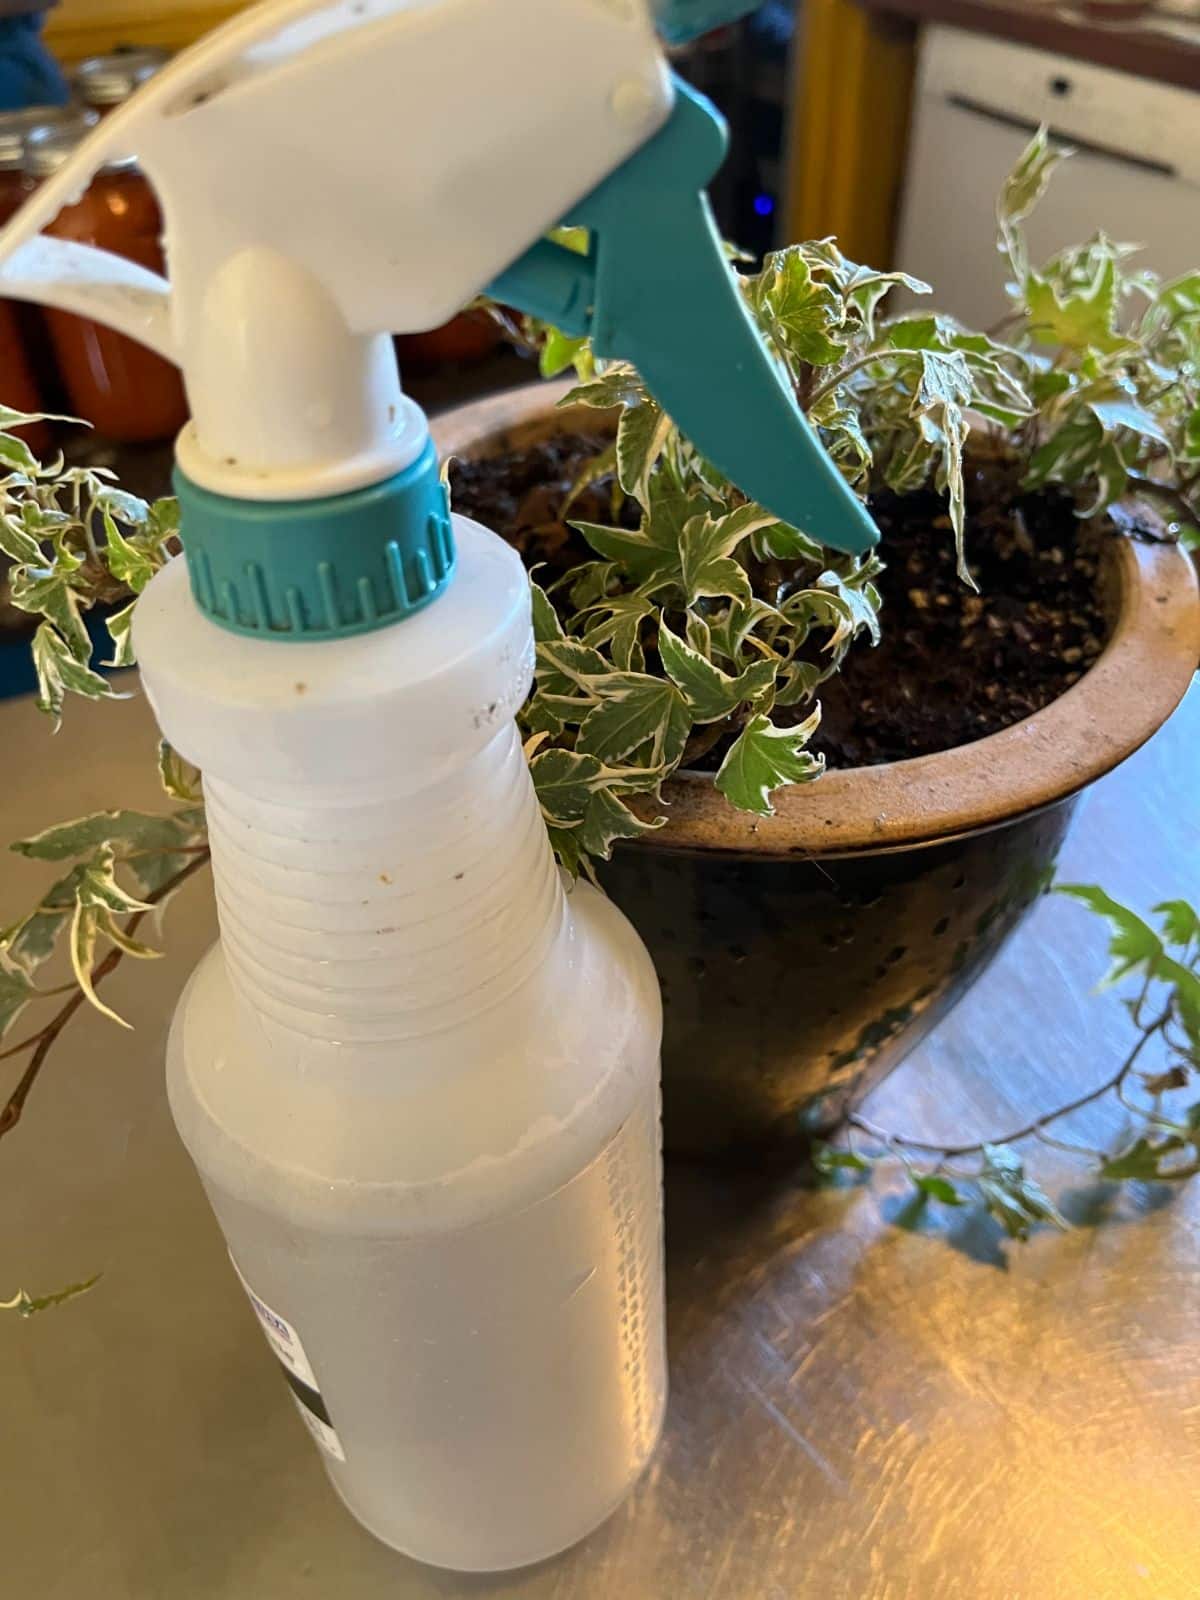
[230,1257,346,1462]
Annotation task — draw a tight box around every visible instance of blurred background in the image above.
[0,0,1196,686]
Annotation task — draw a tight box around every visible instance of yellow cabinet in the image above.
[47,1,248,61]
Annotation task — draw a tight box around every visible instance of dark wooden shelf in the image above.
[856,0,1200,91]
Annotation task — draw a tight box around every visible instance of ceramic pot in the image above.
[434,384,1200,1157]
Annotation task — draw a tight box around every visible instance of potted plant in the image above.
[437,132,1199,1153]
[0,134,1197,1262]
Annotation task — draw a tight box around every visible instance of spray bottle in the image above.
[0,0,877,1571]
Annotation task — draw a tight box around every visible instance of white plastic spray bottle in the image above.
[0,0,878,1571]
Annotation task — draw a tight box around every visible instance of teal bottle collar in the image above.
[174,439,454,641]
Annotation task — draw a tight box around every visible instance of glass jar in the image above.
[0,109,88,454]
[27,126,188,445]
[73,49,171,117]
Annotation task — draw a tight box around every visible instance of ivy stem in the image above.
[846,1007,1170,1161]
[0,850,211,1142]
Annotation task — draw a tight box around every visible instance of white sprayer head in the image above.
[0,0,672,500]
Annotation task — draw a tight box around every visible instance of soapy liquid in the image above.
[217,1081,666,1572]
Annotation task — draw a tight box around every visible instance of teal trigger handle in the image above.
[487,75,879,559]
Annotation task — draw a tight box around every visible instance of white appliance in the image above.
[895,24,1200,331]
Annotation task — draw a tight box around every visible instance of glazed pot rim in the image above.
[434,381,1200,858]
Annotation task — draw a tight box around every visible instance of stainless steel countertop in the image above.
[3,680,1198,1600]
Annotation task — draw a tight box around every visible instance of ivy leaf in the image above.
[75,848,153,916]
[529,580,564,643]
[0,429,40,474]
[66,849,154,1028]
[31,622,113,723]
[529,748,605,824]
[812,569,882,647]
[539,325,591,380]
[750,518,827,563]
[14,809,198,864]
[570,519,669,581]
[0,508,45,565]
[529,748,658,833]
[845,267,930,338]
[657,617,776,722]
[707,597,781,663]
[95,486,150,527]
[534,638,609,700]
[1060,886,1200,1049]
[978,1143,1068,1239]
[1026,410,1106,491]
[1156,900,1200,950]
[1057,885,1163,987]
[1088,395,1170,447]
[560,364,643,413]
[1098,1133,1198,1183]
[714,709,824,817]
[812,1141,872,1178]
[1031,369,1073,406]
[913,1173,966,1206]
[1142,1063,1190,1096]
[0,957,36,1038]
[578,594,651,671]
[616,398,673,504]
[576,674,691,769]
[679,503,775,605]
[998,127,1070,282]
[808,395,873,486]
[158,743,204,804]
[907,349,973,583]
[10,559,91,660]
[751,248,847,367]
[99,509,156,593]
[1025,260,1129,355]
[1,1273,102,1318]
[104,599,137,668]
[773,660,824,708]
[577,786,662,860]
[0,880,75,979]
[13,808,205,900]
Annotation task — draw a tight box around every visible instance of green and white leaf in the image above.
[575,673,692,770]
[31,623,113,723]
[158,742,204,804]
[714,709,824,817]
[616,398,673,504]
[1,1273,102,1318]
[978,1143,1068,1239]
[657,617,777,721]
[679,503,776,605]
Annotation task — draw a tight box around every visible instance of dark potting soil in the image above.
[448,433,1112,768]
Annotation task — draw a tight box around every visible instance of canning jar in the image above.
[28,125,188,444]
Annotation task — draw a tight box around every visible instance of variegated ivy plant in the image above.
[997,130,1200,528]
[507,131,1197,866]
[1,132,1198,1302]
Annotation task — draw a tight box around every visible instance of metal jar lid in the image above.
[0,106,95,172]
[73,48,171,110]
[24,121,133,181]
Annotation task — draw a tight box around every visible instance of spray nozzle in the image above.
[0,0,875,647]
[490,77,878,557]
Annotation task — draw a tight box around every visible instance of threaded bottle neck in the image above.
[204,724,564,1045]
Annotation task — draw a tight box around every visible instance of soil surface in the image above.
[448,434,1112,768]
